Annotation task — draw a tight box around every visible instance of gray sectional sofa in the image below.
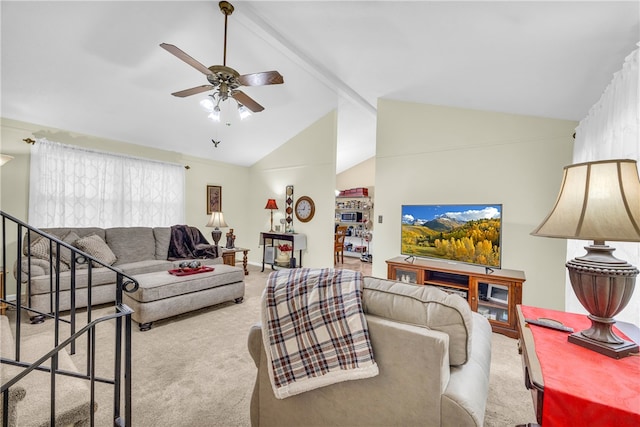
[16,226,245,328]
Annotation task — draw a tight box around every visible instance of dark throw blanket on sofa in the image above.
[168,225,218,260]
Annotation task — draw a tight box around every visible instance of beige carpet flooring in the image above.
[7,260,536,426]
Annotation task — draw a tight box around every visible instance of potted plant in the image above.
[276,243,292,266]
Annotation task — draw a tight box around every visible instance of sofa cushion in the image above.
[29,268,117,295]
[74,234,117,267]
[153,227,171,260]
[106,227,156,265]
[127,264,244,303]
[118,260,175,276]
[362,277,473,366]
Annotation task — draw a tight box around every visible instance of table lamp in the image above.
[265,199,278,232]
[531,159,640,358]
[0,154,14,166]
[206,211,228,248]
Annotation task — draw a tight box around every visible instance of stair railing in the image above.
[0,211,138,426]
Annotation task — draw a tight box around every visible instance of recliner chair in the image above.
[247,276,492,427]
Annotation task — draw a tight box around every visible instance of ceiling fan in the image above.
[160,1,283,115]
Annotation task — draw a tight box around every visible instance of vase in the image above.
[276,250,291,266]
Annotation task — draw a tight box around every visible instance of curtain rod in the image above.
[22,137,191,169]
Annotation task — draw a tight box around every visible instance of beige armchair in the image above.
[248,276,492,427]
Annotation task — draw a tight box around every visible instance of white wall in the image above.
[372,99,576,310]
[248,111,338,268]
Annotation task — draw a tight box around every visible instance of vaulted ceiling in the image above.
[2,1,638,172]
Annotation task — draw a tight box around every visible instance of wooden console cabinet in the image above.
[386,257,525,338]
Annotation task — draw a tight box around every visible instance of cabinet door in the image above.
[388,265,422,284]
[475,279,512,325]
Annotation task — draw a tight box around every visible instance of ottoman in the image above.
[123,264,245,331]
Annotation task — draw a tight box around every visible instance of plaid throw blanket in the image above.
[261,268,378,399]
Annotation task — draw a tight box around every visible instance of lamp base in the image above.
[566,243,639,359]
[211,228,222,248]
[568,331,638,359]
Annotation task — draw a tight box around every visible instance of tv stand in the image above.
[386,257,526,338]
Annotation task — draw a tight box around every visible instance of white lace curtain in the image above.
[29,139,185,227]
[571,43,640,326]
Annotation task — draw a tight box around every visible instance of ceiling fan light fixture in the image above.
[238,104,252,120]
[208,106,221,122]
[200,96,215,113]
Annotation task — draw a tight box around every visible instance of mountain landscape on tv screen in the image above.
[401,205,501,267]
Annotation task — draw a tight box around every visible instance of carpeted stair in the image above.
[0,315,96,427]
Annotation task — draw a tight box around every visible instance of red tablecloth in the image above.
[521,306,640,426]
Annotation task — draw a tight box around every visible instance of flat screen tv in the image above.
[401,204,502,269]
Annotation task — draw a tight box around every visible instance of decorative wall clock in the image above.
[295,196,315,223]
[285,185,294,230]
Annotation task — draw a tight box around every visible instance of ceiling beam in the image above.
[237,3,377,117]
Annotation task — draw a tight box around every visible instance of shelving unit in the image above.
[335,192,373,260]
[386,256,526,338]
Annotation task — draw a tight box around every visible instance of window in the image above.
[29,139,185,227]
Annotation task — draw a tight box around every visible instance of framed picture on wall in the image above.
[207,185,222,214]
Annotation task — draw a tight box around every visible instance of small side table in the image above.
[221,247,250,275]
[259,232,306,272]
[516,304,640,426]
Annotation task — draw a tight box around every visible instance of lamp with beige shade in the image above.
[532,159,640,358]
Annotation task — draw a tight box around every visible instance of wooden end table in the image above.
[516,305,544,425]
[221,247,250,275]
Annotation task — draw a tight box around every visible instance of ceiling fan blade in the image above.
[171,85,214,98]
[232,90,264,112]
[160,43,212,76]
[238,71,284,87]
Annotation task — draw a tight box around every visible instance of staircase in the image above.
[0,211,136,426]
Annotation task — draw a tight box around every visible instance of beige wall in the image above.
[336,156,375,190]
[1,111,340,297]
[2,99,578,311]
[248,111,338,268]
[372,99,576,310]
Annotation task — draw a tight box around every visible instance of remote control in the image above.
[525,318,574,333]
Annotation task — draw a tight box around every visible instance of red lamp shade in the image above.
[265,199,278,210]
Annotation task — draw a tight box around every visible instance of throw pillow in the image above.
[55,231,82,268]
[74,234,117,267]
[28,237,50,261]
[26,236,71,272]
